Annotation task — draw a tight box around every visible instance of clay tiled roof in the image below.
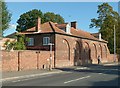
[40,22,53,33]
[70,27,99,41]
[19,22,53,34]
[19,22,66,34]
[91,33,99,38]
[19,21,107,42]
[26,27,36,32]
[49,22,66,34]
[55,23,67,28]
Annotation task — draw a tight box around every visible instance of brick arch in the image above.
[99,44,102,59]
[92,43,97,59]
[62,39,70,60]
[75,41,81,55]
[84,42,91,64]
[74,40,82,65]
[104,45,107,58]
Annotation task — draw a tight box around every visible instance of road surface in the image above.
[2,64,119,87]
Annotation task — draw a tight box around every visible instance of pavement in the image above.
[1,62,119,82]
[2,69,63,82]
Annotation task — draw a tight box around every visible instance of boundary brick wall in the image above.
[1,48,119,72]
[2,50,54,72]
[108,54,119,62]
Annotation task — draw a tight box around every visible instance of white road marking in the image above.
[2,71,63,82]
[12,78,29,83]
[64,72,73,73]
[11,74,54,83]
[12,80,21,82]
[75,67,90,70]
[64,76,91,84]
[9,71,72,83]
[98,70,112,75]
[21,78,29,81]
[11,71,73,83]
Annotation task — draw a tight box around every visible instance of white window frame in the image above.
[28,38,34,46]
[43,37,50,45]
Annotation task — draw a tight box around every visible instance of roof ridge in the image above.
[49,21,55,32]
[72,27,96,36]
[49,21,66,33]
[71,27,101,41]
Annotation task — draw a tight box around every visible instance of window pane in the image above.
[48,38,50,44]
[43,37,46,44]
[28,38,34,46]
[43,37,50,45]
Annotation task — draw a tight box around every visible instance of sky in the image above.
[4,2,118,36]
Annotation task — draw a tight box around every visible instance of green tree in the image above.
[4,34,29,50]
[116,16,120,54]
[44,12,64,24]
[0,1,12,36]
[16,9,65,32]
[16,9,44,32]
[4,39,15,51]
[13,34,27,50]
[89,3,119,53]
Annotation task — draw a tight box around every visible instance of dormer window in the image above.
[55,23,71,34]
[66,24,70,34]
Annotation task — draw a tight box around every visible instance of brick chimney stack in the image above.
[71,21,77,29]
[36,17,41,32]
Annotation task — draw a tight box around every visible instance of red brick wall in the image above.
[55,34,76,67]
[26,34,55,50]
[55,33,114,67]
[20,51,37,70]
[108,54,119,62]
[2,34,118,72]
[2,50,54,72]
[2,51,18,71]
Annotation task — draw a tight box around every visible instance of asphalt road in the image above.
[2,64,120,87]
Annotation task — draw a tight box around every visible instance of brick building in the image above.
[19,17,110,67]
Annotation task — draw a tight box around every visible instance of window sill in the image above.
[43,44,49,46]
[27,45,34,46]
